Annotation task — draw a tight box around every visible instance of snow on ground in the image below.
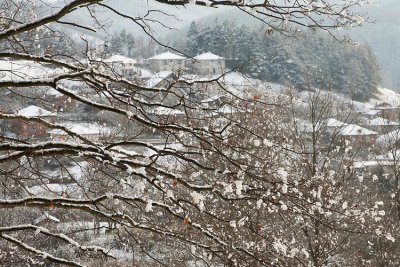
[353,160,395,169]
[376,150,400,161]
[377,129,400,147]
[367,117,399,126]
[350,101,375,114]
[297,89,376,114]
[221,72,254,87]
[43,87,64,97]
[370,87,400,106]
[56,221,111,233]
[146,71,173,87]
[27,183,81,197]
[37,161,88,182]
[67,162,89,180]
[0,59,63,80]
[217,72,288,99]
[138,68,153,78]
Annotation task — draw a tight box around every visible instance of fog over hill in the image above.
[349,0,400,91]
[166,0,400,91]
[46,0,400,91]
[44,0,223,38]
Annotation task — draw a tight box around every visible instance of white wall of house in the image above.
[106,55,137,76]
[147,52,225,75]
[148,52,186,72]
[191,52,225,75]
[148,58,186,72]
[191,59,225,75]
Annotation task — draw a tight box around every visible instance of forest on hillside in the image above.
[180,21,381,101]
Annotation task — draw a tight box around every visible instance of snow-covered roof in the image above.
[104,55,136,64]
[146,71,174,87]
[34,212,60,224]
[201,95,222,103]
[48,122,111,136]
[43,88,63,97]
[221,72,253,87]
[364,109,381,116]
[216,105,244,114]
[150,107,184,116]
[16,105,56,117]
[138,68,153,78]
[367,117,399,126]
[0,59,62,80]
[326,118,348,127]
[338,124,377,136]
[28,183,80,197]
[376,150,400,161]
[194,52,224,60]
[353,160,394,169]
[148,52,185,60]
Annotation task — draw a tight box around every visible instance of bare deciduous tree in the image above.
[0,0,385,266]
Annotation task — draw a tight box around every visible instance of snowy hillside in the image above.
[369,87,400,106]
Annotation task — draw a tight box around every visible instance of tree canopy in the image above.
[184,21,381,101]
[0,0,396,266]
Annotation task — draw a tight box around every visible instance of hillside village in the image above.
[2,50,400,147]
[4,0,400,266]
[2,50,400,264]
[2,50,400,194]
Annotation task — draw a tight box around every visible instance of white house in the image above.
[191,52,225,75]
[148,52,186,72]
[338,124,378,145]
[103,55,137,76]
[13,105,57,138]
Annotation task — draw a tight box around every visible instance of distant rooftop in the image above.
[104,55,136,64]
[326,118,347,127]
[194,52,224,60]
[339,124,377,136]
[148,52,186,60]
[49,122,111,136]
[146,71,174,87]
[150,107,184,116]
[16,105,56,118]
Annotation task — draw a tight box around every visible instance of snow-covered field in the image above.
[370,87,400,106]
